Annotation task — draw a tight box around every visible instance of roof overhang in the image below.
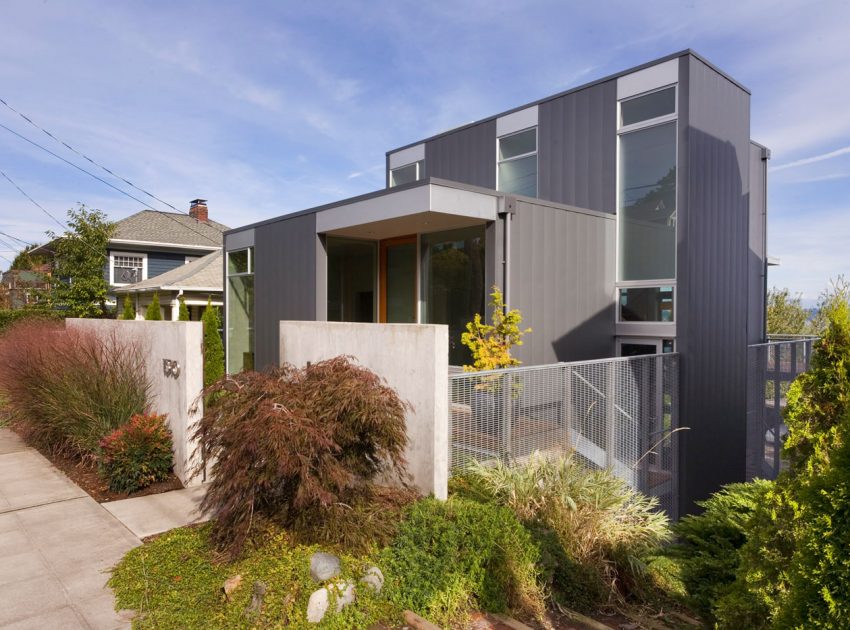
[108,239,221,252]
[316,181,499,240]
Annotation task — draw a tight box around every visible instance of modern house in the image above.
[223,50,770,512]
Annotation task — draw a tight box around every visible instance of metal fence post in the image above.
[501,371,513,462]
[605,360,616,469]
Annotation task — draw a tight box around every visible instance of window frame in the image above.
[618,84,678,134]
[225,246,254,374]
[109,251,147,286]
[389,160,424,187]
[616,284,676,324]
[496,126,538,197]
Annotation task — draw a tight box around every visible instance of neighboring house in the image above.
[113,250,223,321]
[0,266,51,308]
[223,50,771,511]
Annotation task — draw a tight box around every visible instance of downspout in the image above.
[500,196,516,308]
[761,147,771,342]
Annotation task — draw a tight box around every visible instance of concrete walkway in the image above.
[0,427,209,629]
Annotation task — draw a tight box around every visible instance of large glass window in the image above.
[618,122,677,281]
[390,160,424,187]
[422,225,486,366]
[111,254,145,285]
[498,128,537,197]
[227,247,254,373]
[327,237,376,323]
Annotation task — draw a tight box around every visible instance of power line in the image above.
[0,168,107,261]
[0,230,33,247]
[0,121,220,247]
[0,96,184,215]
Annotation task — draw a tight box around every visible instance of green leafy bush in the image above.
[99,413,173,493]
[193,356,410,559]
[202,299,224,388]
[146,292,162,320]
[0,308,61,333]
[665,480,771,621]
[454,455,671,608]
[0,321,151,459]
[381,497,544,626]
[120,294,135,320]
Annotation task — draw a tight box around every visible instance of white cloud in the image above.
[771,146,850,172]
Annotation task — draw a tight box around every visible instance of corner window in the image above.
[390,160,424,187]
[226,247,254,373]
[110,252,146,286]
[497,127,537,197]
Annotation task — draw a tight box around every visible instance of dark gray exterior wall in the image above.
[508,199,616,365]
[252,213,319,369]
[538,81,618,214]
[748,143,768,344]
[676,55,752,513]
[424,120,497,190]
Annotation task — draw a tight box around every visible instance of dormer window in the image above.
[390,160,425,187]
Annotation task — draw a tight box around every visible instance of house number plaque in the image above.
[163,359,181,379]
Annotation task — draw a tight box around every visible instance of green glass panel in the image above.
[386,242,416,323]
[327,237,376,323]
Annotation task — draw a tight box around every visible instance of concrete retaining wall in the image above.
[279,321,449,499]
[66,319,205,486]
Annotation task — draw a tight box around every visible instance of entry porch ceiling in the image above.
[316,181,499,241]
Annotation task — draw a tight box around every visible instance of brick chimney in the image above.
[189,198,208,223]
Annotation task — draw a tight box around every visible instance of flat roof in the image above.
[386,49,751,155]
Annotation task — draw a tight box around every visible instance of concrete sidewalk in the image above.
[0,428,211,629]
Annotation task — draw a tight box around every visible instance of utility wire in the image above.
[0,121,220,247]
[0,168,107,261]
[0,230,33,247]
[0,96,184,215]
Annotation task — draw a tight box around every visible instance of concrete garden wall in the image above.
[66,319,205,486]
[279,321,449,499]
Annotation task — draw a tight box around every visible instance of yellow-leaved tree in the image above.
[461,286,531,372]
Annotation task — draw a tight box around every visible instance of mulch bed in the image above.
[12,426,183,503]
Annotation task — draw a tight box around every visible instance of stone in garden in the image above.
[222,574,243,601]
[306,587,329,623]
[360,566,384,593]
[310,551,341,582]
[245,580,266,615]
[334,580,356,611]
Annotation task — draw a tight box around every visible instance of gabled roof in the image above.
[113,250,222,293]
[112,210,229,248]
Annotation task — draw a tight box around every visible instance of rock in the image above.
[403,610,442,630]
[333,580,356,612]
[360,566,384,593]
[306,588,329,623]
[245,580,267,615]
[222,574,243,601]
[310,551,341,582]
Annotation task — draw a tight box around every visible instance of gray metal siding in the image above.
[424,120,497,190]
[508,199,616,365]
[253,213,318,369]
[677,55,752,513]
[538,80,618,213]
[748,143,768,344]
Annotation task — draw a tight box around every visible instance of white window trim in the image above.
[389,160,424,188]
[617,84,677,132]
[496,126,538,196]
[226,247,253,277]
[109,251,148,287]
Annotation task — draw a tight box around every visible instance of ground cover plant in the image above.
[0,320,150,460]
[452,455,671,611]
[193,356,410,559]
[99,413,173,493]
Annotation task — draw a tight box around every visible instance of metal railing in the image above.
[746,337,817,480]
[449,354,680,520]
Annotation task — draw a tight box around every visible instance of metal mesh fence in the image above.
[449,354,680,520]
[746,338,816,480]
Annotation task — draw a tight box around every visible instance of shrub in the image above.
[201,299,223,388]
[0,320,151,459]
[146,293,162,320]
[381,497,545,626]
[193,356,410,559]
[177,296,190,321]
[455,455,671,608]
[0,308,61,333]
[120,294,135,320]
[99,413,173,493]
[461,286,531,371]
[665,480,772,621]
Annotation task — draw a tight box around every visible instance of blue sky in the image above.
[1,1,848,302]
